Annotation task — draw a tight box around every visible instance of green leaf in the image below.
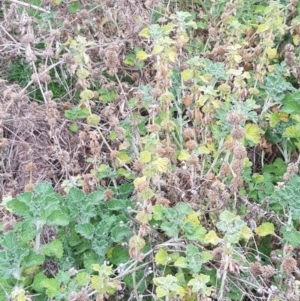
[204,230,220,245]
[92,239,110,258]
[136,50,149,61]
[155,248,169,265]
[40,278,60,298]
[181,69,194,81]
[108,246,130,265]
[69,122,78,132]
[240,226,253,240]
[155,157,169,173]
[152,204,164,220]
[174,256,187,268]
[269,112,280,127]
[76,272,90,287]
[280,226,300,248]
[185,225,206,242]
[153,44,164,54]
[188,274,211,295]
[174,202,192,215]
[42,239,64,259]
[32,272,48,292]
[7,198,30,216]
[140,151,152,163]
[23,251,45,268]
[68,1,81,13]
[139,28,150,38]
[178,149,190,161]
[111,225,131,243]
[245,123,261,144]
[262,158,286,176]
[75,223,95,240]
[124,53,136,66]
[255,222,275,237]
[107,199,127,211]
[283,123,300,138]
[47,210,69,226]
[269,175,300,220]
[282,91,300,114]
[64,107,89,120]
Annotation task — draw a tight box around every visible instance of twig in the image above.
[6,0,50,13]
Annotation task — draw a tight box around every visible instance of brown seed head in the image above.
[183,128,195,139]
[231,126,245,140]
[282,256,297,274]
[233,143,247,159]
[146,123,161,133]
[185,140,198,151]
[261,265,275,279]
[249,261,262,277]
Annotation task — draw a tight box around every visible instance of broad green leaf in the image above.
[181,69,193,82]
[124,53,136,66]
[283,124,300,138]
[76,272,90,286]
[75,223,95,240]
[204,230,220,245]
[178,149,190,161]
[42,239,63,259]
[116,152,132,164]
[107,199,127,211]
[156,286,168,298]
[240,226,253,240]
[47,210,69,226]
[136,51,149,61]
[197,145,211,155]
[280,226,300,248]
[219,210,235,222]
[7,198,30,216]
[23,251,45,269]
[269,112,280,127]
[266,48,277,59]
[40,278,60,298]
[188,274,211,295]
[134,176,147,191]
[152,204,164,220]
[155,157,169,173]
[32,272,48,292]
[140,151,152,163]
[174,256,187,268]
[108,246,130,265]
[201,251,213,262]
[152,44,164,54]
[245,123,261,144]
[168,51,177,63]
[255,222,275,237]
[185,225,206,242]
[185,212,200,226]
[257,23,269,33]
[111,225,131,242]
[155,248,169,265]
[139,28,150,38]
[68,1,81,13]
[174,202,192,215]
[69,122,78,132]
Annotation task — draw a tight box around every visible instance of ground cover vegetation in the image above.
[1,0,300,300]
